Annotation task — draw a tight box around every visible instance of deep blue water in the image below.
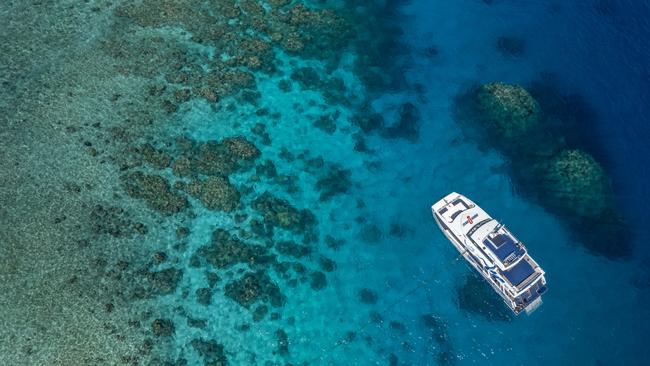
[353,0,650,364]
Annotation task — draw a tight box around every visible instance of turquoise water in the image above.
[2,0,650,365]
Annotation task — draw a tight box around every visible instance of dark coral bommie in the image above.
[537,149,613,218]
[252,192,317,233]
[151,318,175,337]
[195,287,213,306]
[453,82,629,259]
[256,160,278,179]
[133,268,184,299]
[282,4,353,58]
[197,229,270,269]
[221,136,261,160]
[452,82,545,155]
[174,136,260,177]
[475,82,541,143]
[314,113,338,134]
[352,109,385,133]
[290,67,323,90]
[359,224,382,244]
[276,328,290,355]
[358,288,378,304]
[325,235,346,250]
[319,256,337,272]
[275,241,312,258]
[315,165,352,201]
[185,176,241,212]
[122,172,188,215]
[224,271,285,308]
[252,304,269,322]
[138,143,172,169]
[191,338,228,366]
[531,149,630,257]
[309,270,327,290]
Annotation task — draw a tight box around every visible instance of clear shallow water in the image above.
[2,0,650,365]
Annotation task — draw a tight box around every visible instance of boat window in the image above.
[450,210,463,220]
[451,198,469,210]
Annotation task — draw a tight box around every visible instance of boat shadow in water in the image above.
[455,273,514,322]
[451,80,632,260]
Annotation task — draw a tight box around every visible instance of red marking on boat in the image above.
[467,215,473,224]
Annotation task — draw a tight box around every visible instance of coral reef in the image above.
[352,110,385,133]
[221,136,262,161]
[139,143,172,169]
[185,176,241,212]
[389,321,407,333]
[122,172,188,215]
[538,149,612,218]
[224,271,285,308]
[134,268,184,298]
[197,229,270,269]
[253,305,269,322]
[358,289,379,304]
[314,113,338,134]
[291,67,323,90]
[359,224,382,244]
[454,81,627,258]
[0,0,485,363]
[315,165,352,201]
[325,235,346,250]
[475,82,541,143]
[196,287,213,306]
[151,319,175,337]
[275,241,312,258]
[309,271,327,290]
[187,318,207,329]
[0,0,392,363]
[276,329,290,355]
[174,137,260,177]
[191,338,228,366]
[252,192,317,234]
[319,256,336,272]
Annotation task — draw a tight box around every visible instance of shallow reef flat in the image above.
[0,1,176,364]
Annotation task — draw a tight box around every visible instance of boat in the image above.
[432,192,547,315]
